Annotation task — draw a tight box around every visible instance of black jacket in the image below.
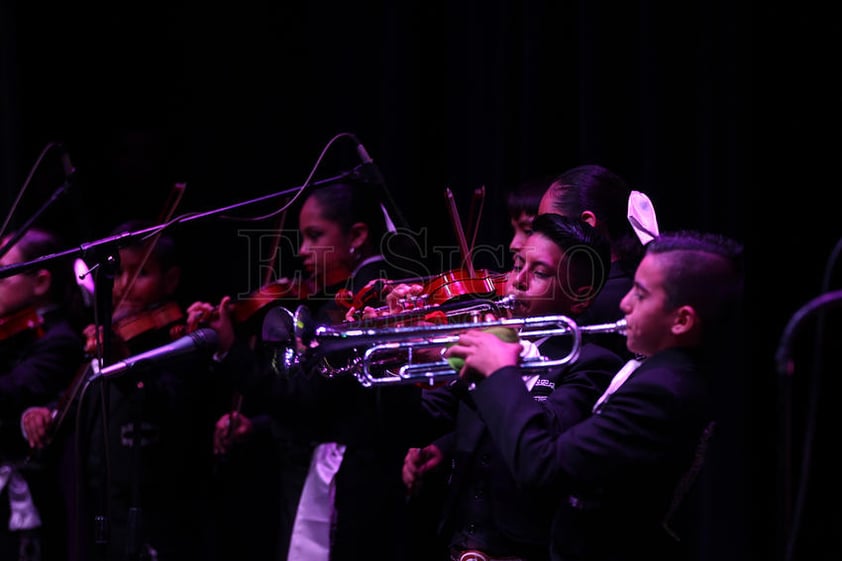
[472,347,713,561]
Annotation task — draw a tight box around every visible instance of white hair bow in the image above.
[627,190,659,245]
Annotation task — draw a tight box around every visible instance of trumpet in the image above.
[292,305,627,387]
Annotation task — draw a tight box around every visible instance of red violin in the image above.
[336,268,512,329]
[343,268,507,313]
[417,268,506,306]
[228,277,315,324]
[0,306,45,342]
[112,300,186,342]
[188,276,316,334]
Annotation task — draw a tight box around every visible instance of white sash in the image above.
[0,463,42,531]
[287,442,346,561]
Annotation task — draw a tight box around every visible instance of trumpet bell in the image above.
[293,304,315,346]
[262,306,298,376]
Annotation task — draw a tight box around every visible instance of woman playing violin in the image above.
[23,220,217,561]
[296,177,405,324]
[193,178,416,561]
[0,227,85,561]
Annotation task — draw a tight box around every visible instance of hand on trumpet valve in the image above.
[444,328,522,381]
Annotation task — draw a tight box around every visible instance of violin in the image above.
[346,268,506,312]
[340,268,511,327]
[188,276,315,334]
[419,268,503,306]
[83,301,187,358]
[0,306,45,342]
[492,270,509,298]
[112,301,187,342]
[229,277,315,324]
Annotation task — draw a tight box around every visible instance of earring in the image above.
[349,246,356,256]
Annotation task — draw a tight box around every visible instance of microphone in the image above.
[56,143,76,181]
[353,138,386,187]
[91,328,219,380]
[349,134,405,231]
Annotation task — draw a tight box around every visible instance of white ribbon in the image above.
[627,190,659,245]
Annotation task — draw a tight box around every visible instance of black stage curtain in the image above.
[7,2,832,561]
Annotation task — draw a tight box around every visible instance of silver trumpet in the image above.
[289,302,627,387]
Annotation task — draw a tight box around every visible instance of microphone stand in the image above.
[0,174,73,260]
[88,248,117,561]
[0,170,353,280]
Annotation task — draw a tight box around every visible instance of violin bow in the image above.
[225,203,290,442]
[445,187,476,277]
[465,185,485,258]
[263,207,289,287]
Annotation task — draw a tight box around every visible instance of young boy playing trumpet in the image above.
[444,230,743,561]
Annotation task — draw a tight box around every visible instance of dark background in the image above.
[0,1,832,560]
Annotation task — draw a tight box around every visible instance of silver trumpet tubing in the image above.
[292,302,627,386]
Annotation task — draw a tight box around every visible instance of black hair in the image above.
[506,176,552,220]
[305,180,389,254]
[543,164,644,276]
[646,230,744,329]
[12,227,87,329]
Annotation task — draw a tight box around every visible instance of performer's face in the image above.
[508,232,578,317]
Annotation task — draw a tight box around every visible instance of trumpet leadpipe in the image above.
[577,318,628,336]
